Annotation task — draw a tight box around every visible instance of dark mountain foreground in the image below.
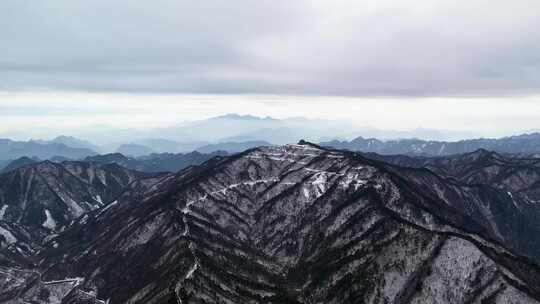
[0,143,540,303]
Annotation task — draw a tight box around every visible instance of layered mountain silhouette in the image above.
[1,143,540,303]
[0,151,227,175]
[0,138,97,160]
[85,151,228,173]
[196,140,272,154]
[115,143,156,157]
[322,133,540,156]
[48,135,101,152]
[68,114,365,145]
[0,156,39,173]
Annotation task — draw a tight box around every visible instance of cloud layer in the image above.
[1,0,540,96]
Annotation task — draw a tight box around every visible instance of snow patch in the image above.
[186,261,199,279]
[302,187,310,199]
[42,209,57,230]
[97,200,118,216]
[0,226,16,244]
[0,205,8,220]
[95,195,104,205]
[507,191,520,209]
[42,277,84,286]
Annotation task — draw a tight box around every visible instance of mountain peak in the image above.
[212,113,276,121]
[297,139,323,149]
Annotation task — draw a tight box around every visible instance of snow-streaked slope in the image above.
[28,143,540,303]
[0,160,153,268]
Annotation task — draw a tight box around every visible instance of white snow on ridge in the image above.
[438,143,447,155]
[0,205,8,220]
[507,192,520,209]
[186,261,199,279]
[42,277,84,286]
[95,195,104,205]
[286,144,321,151]
[303,187,310,199]
[0,226,16,244]
[43,209,57,230]
[97,200,118,216]
[59,194,85,217]
[207,178,280,198]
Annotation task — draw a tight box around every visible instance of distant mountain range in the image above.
[131,138,210,154]
[322,132,540,156]
[66,113,381,145]
[46,135,101,151]
[4,114,540,164]
[115,143,155,157]
[0,138,97,160]
[0,156,38,173]
[110,140,266,156]
[0,151,228,174]
[196,140,271,153]
[85,151,227,173]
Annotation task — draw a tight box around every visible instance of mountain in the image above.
[0,159,8,171]
[322,132,540,156]
[2,143,540,303]
[85,151,227,173]
[0,156,39,173]
[133,139,210,153]
[0,160,153,268]
[0,160,148,231]
[51,135,101,152]
[75,114,366,145]
[115,143,155,157]
[196,140,271,153]
[0,138,98,160]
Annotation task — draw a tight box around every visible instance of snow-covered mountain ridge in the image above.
[1,143,540,303]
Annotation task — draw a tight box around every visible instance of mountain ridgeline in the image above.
[84,151,228,173]
[1,143,540,303]
[0,151,228,175]
[0,138,97,160]
[322,132,540,156]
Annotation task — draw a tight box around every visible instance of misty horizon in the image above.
[2,110,540,145]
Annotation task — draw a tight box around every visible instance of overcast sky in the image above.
[1,0,540,138]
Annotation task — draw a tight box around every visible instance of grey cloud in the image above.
[1,0,540,96]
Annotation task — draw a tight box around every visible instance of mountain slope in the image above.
[17,143,540,303]
[0,160,153,269]
[359,149,540,263]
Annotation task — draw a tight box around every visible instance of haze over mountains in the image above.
[2,114,540,159]
[2,113,478,148]
[3,114,540,172]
